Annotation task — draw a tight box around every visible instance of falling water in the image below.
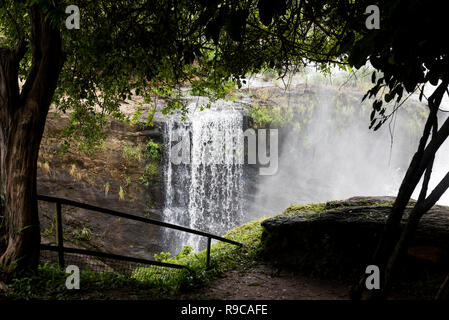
[163,103,244,253]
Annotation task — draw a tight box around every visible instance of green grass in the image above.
[1,264,162,300]
[0,216,270,300]
[129,202,330,296]
[122,144,142,164]
[71,227,93,241]
[131,217,267,294]
[1,200,378,300]
[3,199,440,300]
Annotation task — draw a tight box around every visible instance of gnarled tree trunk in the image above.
[0,5,64,275]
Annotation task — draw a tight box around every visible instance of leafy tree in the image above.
[2,0,446,302]
[210,0,449,300]
[0,0,344,276]
[342,0,449,300]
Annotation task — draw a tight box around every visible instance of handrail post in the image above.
[55,202,65,268]
[206,237,211,269]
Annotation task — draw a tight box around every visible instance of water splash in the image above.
[163,104,244,252]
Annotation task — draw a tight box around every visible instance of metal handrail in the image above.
[37,194,242,270]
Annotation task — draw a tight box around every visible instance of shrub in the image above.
[144,139,161,161]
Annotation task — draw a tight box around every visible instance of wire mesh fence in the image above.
[37,194,242,276]
[39,248,156,275]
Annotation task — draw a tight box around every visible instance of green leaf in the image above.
[373,100,383,111]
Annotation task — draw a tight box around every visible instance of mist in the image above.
[246,70,438,219]
[407,83,449,205]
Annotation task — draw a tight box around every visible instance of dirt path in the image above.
[187,265,350,300]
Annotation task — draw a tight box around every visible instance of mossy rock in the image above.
[260,196,449,280]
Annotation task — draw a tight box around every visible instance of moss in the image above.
[132,217,268,294]
[282,202,327,215]
[372,201,415,208]
[283,199,415,214]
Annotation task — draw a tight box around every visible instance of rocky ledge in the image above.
[261,196,449,277]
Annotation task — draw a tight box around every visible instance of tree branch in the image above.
[19,4,64,109]
[0,39,27,120]
[0,0,23,38]
[417,114,438,202]
[13,39,27,63]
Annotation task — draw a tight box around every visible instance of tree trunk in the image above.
[350,79,449,300]
[372,165,449,299]
[0,5,64,275]
[373,81,449,268]
[0,109,43,273]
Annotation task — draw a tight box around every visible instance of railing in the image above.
[37,195,242,271]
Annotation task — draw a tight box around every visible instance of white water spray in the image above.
[163,104,244,252]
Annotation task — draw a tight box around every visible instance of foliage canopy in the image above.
[1,0,355,151]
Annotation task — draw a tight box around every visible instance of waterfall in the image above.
[163,103,245,253]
